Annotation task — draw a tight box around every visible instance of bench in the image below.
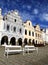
[24,45,38,54]
[4,45,23,58]
[4,45,38,58]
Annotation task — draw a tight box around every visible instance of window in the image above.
[29,23,30,25]
[6,17,7,20]
[24,38,27,45]
[19,28,22,33]
[32,32,34,36]
[35,33,37,37]
[7,25,9,31]
[3,17,5,21]
[38,34,39,38]
[29,31,31,36]
[14,19,16,22]
[25,29,27,35]
[13,27,16,32]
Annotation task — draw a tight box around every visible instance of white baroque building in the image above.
[0,8,24,45]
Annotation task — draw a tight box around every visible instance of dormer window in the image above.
[3,17,5,21]
[14,19,16,22]
[6,17,7,20]
[29,23,30,25]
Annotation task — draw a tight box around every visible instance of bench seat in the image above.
[5,50,22,53]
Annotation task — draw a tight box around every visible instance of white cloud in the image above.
[27,5,31,10]
[22,5,26,8]
[19,12,34,22]
[40,24,48,28]
[22,5,31,10]
[42,13,48,21]
[39,13,48,22]
[33,9,38,14]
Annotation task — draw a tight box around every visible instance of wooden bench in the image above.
[24,45,38,54]
[4,45,23,58]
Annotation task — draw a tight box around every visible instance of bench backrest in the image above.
[25,45,34,47]
[5,45,22,50]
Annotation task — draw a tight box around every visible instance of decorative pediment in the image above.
[35,24,40,31]
[24,20,33,27]
[3,10,22,24]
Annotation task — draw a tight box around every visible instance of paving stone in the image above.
[0,45,48,65]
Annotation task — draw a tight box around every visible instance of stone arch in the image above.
[18,38,22,46]
[24,38,27,45]
[32,39,35,45]
[36,40,37,44]
[29,39,31,44]
[10,37,16,45]
[1,36,8,45]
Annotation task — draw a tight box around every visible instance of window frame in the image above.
[7,24,10,31]
[25,29,27,35]
[13,27,16,32]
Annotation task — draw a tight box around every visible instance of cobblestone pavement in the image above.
[0,45,48,65]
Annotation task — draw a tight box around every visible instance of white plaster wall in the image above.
[0,10,24,45]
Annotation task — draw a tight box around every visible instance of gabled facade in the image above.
[0,9,24,45]
[34,24,44,45]
[23,21,44,46]
[23,20,35,45]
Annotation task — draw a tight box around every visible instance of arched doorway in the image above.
[24,38,27,45]
[29,39,31,44]
[18,38,22,46]
[36,40,37,44]
[1,36,8,45]
[10,37,16,45]
[32,39,35,45]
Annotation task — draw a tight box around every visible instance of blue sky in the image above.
[0,0,48,28]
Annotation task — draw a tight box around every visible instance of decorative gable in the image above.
[35,25,40,31]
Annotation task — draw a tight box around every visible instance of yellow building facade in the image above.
[23,20,35,45]
[23,20,44,46]
[34,25,44,45]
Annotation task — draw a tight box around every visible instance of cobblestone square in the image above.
[0,45,48,65]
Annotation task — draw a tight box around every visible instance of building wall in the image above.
[0,9,24,45]
[34,25,43,44]
[0,8,45,46]
[23,20,35,45]
[23,21,44,45]
[45,29,48,44]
